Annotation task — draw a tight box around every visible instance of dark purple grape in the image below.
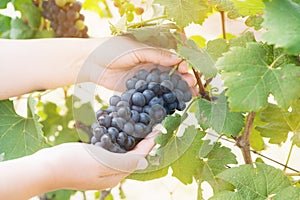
[136,69,149,80]
[173,89,184,102]
[126,77,138,90]
[176,80,189,91]
[149,104,166,123]
[142,89,155,103]
[124,136,136,151]
[177,101,186,111]
[149,97,164,106]
[131,105,143,113]
[96,109,107,119]
[161,80,174,92]
[98,115,111,127]
[148,82,160,94]
[131,110,140,122]
[131,92,146,107]
[139,113,151,125]
[163,92,177,104]
[107,106,117,113]
[108,127,119,137]
[91,136,97,144]
[116,100,130,108]
[143,105,151,114]
[134,123,146,137]
[117,107,131,120]
[117,132,128,146]
[160,71,171,82]
[123,122,134,135]
[109,95,121,106]
[135,80,148,92]
[146,73,160,83]
[183,91,192,102]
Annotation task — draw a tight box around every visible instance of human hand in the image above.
[33,132,157,191]
[81,36,197,94]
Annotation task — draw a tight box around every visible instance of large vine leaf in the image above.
[217,42,300,112]
[154,0,211,28]
[0,0,10,8]
[210,163,291,200]
[274,186,300,200]
[196,91,244,137]
[262,0,300,54]
[197,141,237,193]
[0,99,47,160]
[256,101,300,146]
[10,18,35,39]
[232,0,264,16]
[178,40,218,78]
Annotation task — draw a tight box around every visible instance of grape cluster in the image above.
[113,0,144,22]
[41,0,88,38]
[90,67,192,153]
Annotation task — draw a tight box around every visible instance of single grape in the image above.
[131,105,143,113]
[126,12,134,22]
[177,101,186,111]
[170,74,180,86]
[173,89,184,102]
[124,136,136,150]
[123,122,134,135]
[121,90,134,102]
[109,95,121,106]
[107,106,117,113]
[149,97,164,106]
[98,115,111,127]
[160,71,171,82]
[146,73,160,83]
[96,109,107,119]
[143,105,151,114]
[142,89,155,103]
[72,1,82,12]
[149,104,166,123]
[136,69,149,80]
[134,123,146,137]
[135,7,144,15]
[176,80,189,91]
[131,110,140,122]
[126,77,138,90]
[90,136,97,144]
[160,80,174,92]
[163,92,177,104]
[107,127,119,137]
[55,0,66,7]
[117,107,131,120]
[116,100,130,108]
[117,132,128,146]
[148,82,160,94]
[75,20,85,30]
[131,92,146,107]
[135,80,148,92]
[183,91,192,102]
[139,112,151,125]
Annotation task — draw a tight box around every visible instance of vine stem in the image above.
[235,112,256,165]
[285,172,300,176]
[269,54,285,68]
[127,15,167,28]
[220,11,226,40]
[283,144,294,172]
[192,68,211,101]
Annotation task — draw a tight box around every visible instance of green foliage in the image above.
[262,0,300,54]
[210,163,292,199]
[196,91,244,137]
[256,100,300,146]
[0,98,47,160]
[218,43,300,112]
[82,0,112,18]
[154,0,211,27]
[46,189,77,200]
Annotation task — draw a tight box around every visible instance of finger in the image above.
[178,61,189,73]
[135,48,182,67]
[129,130,159,155]
[182,73,197,87]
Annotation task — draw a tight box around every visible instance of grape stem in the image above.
[235,112,255,165]
[220,11,226,40]
[283,143,294,172]
[192,68,211,101]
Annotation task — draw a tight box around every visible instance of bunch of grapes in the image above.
[41,0,88,38]
[90,66,192,153]
[113,0,144,22]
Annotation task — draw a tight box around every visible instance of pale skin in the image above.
[0,36,197,199]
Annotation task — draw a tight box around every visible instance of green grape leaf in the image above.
[171,129,204,184]
[126,24,179,49]
[209,0,239,18]
[21,3,41,28]
[154,0,211,27]
[274,186,300,200]
[196,91,244,137]
[211,163,291,200]
[218,42,300,112]
[245,15,263,30]
[229,31,256,47]
[178,40,217,78]
[38,95,94,145]
[82,0,112,18]
[0,14,11,37]
[232,0,264,16]
[197,142,237,193]
[10,18,34,39]
[262,0,300,54]
[256,101,300,145]
[206,38,229,62]
[155,113,183,147]
[0,0,10,8]
[46,190,77,200]
[189,35,206,48]
[249,114,265,151]
[0,99,47,160]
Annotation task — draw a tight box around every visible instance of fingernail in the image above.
[136,158,148,170]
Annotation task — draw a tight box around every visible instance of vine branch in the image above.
[220,11,226,40]
[283,144,294,172]
[192,68,211,101]
[235,112,256,165]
